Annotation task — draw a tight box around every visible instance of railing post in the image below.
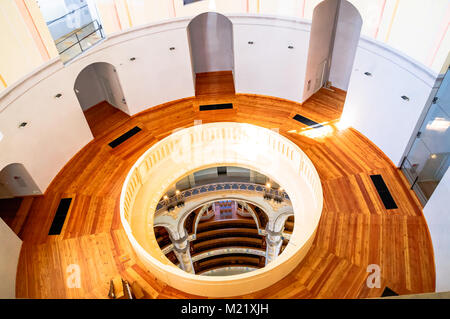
[75,33,82,52]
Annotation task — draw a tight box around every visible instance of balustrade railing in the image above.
[155,182,290,212]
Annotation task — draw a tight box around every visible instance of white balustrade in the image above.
[120,122,323,297]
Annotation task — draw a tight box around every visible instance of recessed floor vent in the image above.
[293,114,323,128]
[370,174,398,210]
[199,103,233,111]
[108,126,142,148]
[48,198,72,235]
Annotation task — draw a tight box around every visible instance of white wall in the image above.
[92,62,129,114]
[0,14,442,194]
[328,0,362,91]
[0,59,94,193]
[340,36,440,166]
[74,64,104,111]
[0,218,22,298]
[423,167,450,292]
[74,62,129,114]
[92,22,195,115]
[232,15,310,103]
[188,12,234,74]
[0,163,41,199]
[0,19,196,193]
[302,0,338,101]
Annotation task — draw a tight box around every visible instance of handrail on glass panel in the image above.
[55,20,101,47]
[46,4,89,26]
[57,20,104,62]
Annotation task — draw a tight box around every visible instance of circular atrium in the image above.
[0,0,449,303]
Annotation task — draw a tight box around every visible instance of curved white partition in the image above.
[120,122,323,297]
[0,14,439,194]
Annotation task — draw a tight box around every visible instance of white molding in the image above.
[227,13,311,31]
[0,58,62,113]
[358,36,439,88]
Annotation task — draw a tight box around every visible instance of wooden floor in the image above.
[84,102,130,138]
[14,74,435,299]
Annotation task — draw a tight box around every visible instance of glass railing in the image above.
[401,67,450,204]
[55,20,104,63]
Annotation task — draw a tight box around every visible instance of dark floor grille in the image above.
[108,126,142,148]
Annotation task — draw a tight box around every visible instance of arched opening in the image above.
[187,12,235,97]
[303,0,362,102]
[0,163,41,233]
[0,163,41,199]
[74,62,130,137]
[151,165,295,276]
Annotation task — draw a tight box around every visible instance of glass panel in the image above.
[77,21,98,39]
[38,1,104,63]
[79,28,103,52]
[55,33,78,52]
[57,22,103,63]
[402,67,450,204]
[58,43,82,64]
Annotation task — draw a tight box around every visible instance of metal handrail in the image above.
[55,20,100,46]
[156,182,290,212]
[46,4,89,26]
[58,22,103,55]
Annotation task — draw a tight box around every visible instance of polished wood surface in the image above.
[84,102,130,138]
[14,74,434,298]
[195,71,235,98]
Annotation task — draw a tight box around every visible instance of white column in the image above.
[265,227,283,265]
[264,211,292,264]
[169,230,195,274]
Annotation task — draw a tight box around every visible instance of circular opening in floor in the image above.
[153,166,295,276]
[120,122,323,297]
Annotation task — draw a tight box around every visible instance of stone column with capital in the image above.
[168,230,195,274]
[265,227,283,265]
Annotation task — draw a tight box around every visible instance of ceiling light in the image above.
[265,182,271,188]
[401,95,410,101]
